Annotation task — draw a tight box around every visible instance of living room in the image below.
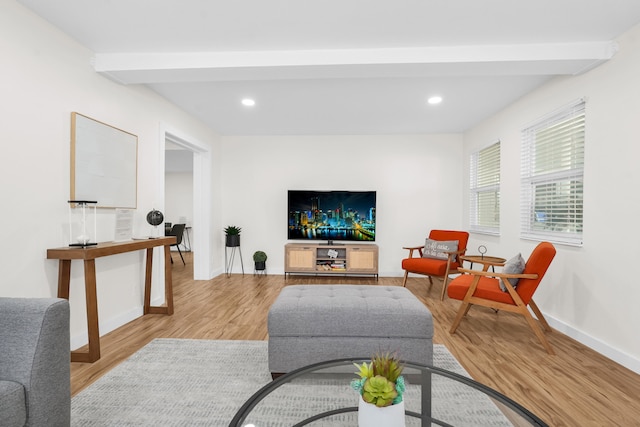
[2,0,640,425]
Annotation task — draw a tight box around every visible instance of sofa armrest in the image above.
[0,298,70,426]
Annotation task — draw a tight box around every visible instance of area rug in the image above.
[71,339,513,426]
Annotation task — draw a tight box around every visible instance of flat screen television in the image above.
[288,190,376,242]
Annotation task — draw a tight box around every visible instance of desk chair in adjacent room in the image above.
[167,223,186,265]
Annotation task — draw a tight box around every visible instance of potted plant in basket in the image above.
[224,226,241,247]
[351,352,406,427]
[253,250,267,272]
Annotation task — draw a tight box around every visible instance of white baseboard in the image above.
[69,301,158,350]
[544,313,640,374]
[210,267,224,278]
[401,271,640,374]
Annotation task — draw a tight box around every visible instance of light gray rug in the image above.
[71,339,515,426]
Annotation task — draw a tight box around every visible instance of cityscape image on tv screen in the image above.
[288,190,376,241]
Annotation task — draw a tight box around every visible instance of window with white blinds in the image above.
[520,99,585,246]
[470,141,500,234]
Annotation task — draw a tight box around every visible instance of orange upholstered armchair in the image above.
[401,230,469,300]
[448,242,556,354]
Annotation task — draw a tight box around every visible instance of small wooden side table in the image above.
[460,255,506,272]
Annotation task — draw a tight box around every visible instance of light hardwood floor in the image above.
[70,252,640,426]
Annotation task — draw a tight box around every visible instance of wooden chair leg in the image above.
[402,271,409,287]
[440,276,449,301]
[529,299,552,332]
[176,245,185,265]
[449,275,480,334]
[463,302,472,317]
[450,301,471,333]
[427,276,434,292]
[520,305,555,355]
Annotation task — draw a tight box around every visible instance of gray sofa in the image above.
[0,298,70,427]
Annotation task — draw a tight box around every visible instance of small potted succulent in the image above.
[253,250,267,272]
[224,226,241,247]
[351,352,406,426]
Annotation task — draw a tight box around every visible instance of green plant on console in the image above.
[351,351,405,407]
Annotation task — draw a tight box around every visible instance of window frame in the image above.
[520,99,586,246]
[469,140,501,235]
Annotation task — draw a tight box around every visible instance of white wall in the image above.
[219,134,464,276]
[165,171,194,253]
[463,23,640,372]
[5,0,639,374]
[165,172,194,228]
[0,2,222,349]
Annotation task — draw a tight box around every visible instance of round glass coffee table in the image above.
[229,358,547,426]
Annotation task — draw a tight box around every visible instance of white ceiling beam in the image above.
[94,42,618,84]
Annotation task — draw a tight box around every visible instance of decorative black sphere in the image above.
[146,210,164,226]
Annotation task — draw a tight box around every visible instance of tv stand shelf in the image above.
[285,243,378,278]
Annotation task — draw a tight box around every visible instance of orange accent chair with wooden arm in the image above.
[447,241,556,354]
[401,230,469,300]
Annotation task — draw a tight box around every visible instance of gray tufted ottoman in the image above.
[268,285,433,376]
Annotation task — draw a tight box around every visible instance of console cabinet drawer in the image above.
[285,246,316,271]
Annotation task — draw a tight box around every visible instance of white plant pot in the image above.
[358,398,405,427]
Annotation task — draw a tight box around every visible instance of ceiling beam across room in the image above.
[17,0,640,134]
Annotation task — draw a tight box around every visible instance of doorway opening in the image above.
[160,125,212,280]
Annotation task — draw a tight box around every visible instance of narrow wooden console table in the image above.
[47,237,176,363]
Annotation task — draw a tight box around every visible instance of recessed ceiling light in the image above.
[241,98,256,107]
[427,96,443,105]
